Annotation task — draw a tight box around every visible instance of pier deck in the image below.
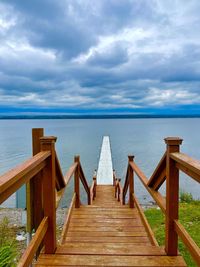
[96,136,113,185]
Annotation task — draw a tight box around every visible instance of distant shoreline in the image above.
[0,114,200,120]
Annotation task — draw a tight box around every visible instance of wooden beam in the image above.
[129,161,166,213]
[60,193,76,244]
[0,152,49,204]
[128,155,134,208]
[165,137,182,256]
[133,193,159,246]
[148,152,166,190]
[40,136,57,254]
[174,220,200,266]
[171,152,200,183]
[18,217,48,267]
[74,156,80,208]
[55,152,66,190]
[31,128,44,233]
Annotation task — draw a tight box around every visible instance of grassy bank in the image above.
[144,195,200,267]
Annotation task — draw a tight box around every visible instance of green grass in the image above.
[144,200,200,267]
[0,217,17,267]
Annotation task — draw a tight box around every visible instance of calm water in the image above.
[0,118,200,208]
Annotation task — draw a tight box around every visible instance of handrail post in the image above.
[128,155,134,208]
[31,129,44,232]
[40,136,57,254]
[74,155,80,208]
[164,137,183,255]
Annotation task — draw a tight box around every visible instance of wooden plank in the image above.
[64,236,150,243]
[41,137,57,254]
[165,138,182,256]
[147,152,166,190]
[71,214,137,219]
[74,156,80,208]
[72,209,138,214]
[55,152,66,190]
[174,220,200,266]
[97,136,113,185]
[129,161,166,213]
[18,217,48,267]
[170,152,200,183]
[64,162,78,186]
[0,151,50,204]
[133,193,159,246]
[36,255,186,266]
[31,128,44,234]
[69,220,143,227]
[0,160,46,205]
[56,188,66,209]
[176,162,200,185]
[56,242,166,255]
[60,193,76,245]
[79,163,91,204]
[66,231,148,237]
[68,226,146,232]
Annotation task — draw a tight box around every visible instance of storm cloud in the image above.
[0,0,200,114]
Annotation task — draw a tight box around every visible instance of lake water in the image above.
[0,118,199,208]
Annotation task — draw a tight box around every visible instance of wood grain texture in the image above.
[35,254,186,266]
[35,184,186,266]
[18,217,48,267]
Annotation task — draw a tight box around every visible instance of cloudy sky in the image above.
[0,0,200,115]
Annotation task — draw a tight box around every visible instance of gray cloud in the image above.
[0,0,200,113]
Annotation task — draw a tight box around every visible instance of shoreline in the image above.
[0,204,158,228]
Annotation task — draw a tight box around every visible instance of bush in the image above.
[180,191,194,203]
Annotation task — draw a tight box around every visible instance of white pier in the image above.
[97,136,113,185]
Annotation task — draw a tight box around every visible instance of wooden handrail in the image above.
[132,193,158,246]
[174,220,200,265]
[79,163,91,204]
[147,152,166,190]
[64,162,78,186]
[0,151,50,204]
[129,161,166,213]
[18,217,48,267]
[170,152,200,183]
[55,152,66,190]
[122,165,130,204]
[123,136,200,265]
[90,177,96,204]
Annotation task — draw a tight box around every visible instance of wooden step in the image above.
[56,243,165,255]
[64,236,150,243]
[66,231,148,237]
[35,254,186,266]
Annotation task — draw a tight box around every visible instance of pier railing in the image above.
[0,128,92,266]
[118,137,200,266]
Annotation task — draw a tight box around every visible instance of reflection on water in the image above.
[0,118,200,208]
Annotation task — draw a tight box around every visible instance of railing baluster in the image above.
[128,155,134,208]
[40,136,57,254]
[164,137,183,256]
[74,155,80,208]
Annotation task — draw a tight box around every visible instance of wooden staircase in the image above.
[0,129,199,266]
[35,185,186,266]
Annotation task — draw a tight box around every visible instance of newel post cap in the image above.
[128,155,135,161]
[40,136,57,144]
[164,137,183,146]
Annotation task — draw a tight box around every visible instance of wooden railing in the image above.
[0,128,93,266]
[120,137,200,265]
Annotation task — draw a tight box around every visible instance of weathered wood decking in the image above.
[35,185,186,266]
